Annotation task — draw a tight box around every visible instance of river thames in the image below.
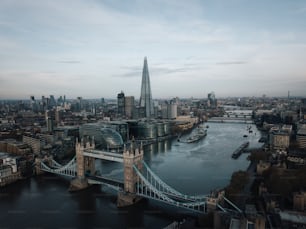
[0,122,262,228]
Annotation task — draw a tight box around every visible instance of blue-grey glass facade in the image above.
[139,57,154,118]
[80,123,123,149]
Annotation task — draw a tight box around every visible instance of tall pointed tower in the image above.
[139,57,154,118]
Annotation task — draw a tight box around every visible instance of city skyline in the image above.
[1,0,306,99]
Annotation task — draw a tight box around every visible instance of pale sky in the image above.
[0,0,306,99]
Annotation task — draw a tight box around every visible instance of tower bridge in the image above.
[36,138,241,215]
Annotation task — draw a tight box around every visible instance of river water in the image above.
[0,123,262,229]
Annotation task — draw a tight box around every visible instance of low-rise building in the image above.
[296,125,306,149]
[279,211,306,228]
[23,135,45,155]
[0,153,21,186]
[269,125,291,150]
[0,139,31,155]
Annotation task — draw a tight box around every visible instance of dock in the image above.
[232,142,249,159]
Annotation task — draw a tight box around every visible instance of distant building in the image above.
[139,57,154,118]
[124,96,134,119]
[129,120,171,140]
[167,102,177,119]
[269,125,291,150]
[80,123,124,150]
[0,153,22,186]
[49,95,56,108]
[46,118,53,132]
[279,210,306,227]
[55,108,64,125]
[45,110,55,131]
[208,92,217,108]
[0,139,31,155]
[22,135,45,155]
[117,91,125,117]
[297,125,306,149]
[160,100,177,120]
[77,96,83,111]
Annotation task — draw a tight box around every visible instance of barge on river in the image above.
[232,141,249,159]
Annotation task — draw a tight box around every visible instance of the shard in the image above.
[139,57,154,118]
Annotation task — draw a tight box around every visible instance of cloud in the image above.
[112,71,141,78]
[216,61,248,65]
[57,60,82,64]
[114,64,204,79]
[0,0,306,98]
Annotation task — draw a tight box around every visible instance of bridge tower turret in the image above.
[70,138,95,191]
[84,137,96,175]
[75,138,85,179]
[123,142,143,193]
[118,141,143,207]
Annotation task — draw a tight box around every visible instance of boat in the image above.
[186,129,207,143]
[232,141,250,159]
[243,135,248,138]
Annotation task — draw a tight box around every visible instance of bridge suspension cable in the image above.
[40,157,77,177]
[134,165,206,213]
[142,161,207,201]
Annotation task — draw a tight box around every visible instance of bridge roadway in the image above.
[207,117,254,124]
[83,149,123,163]
[86,175,124,190]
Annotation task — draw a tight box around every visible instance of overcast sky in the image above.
[1,0,306,99]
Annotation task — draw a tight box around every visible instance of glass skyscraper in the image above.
[139,57,154,118]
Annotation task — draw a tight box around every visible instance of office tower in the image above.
[208,92,217,108]
[168,102,177,119]
[288,90,290,100]
[55,108,64,125]
[49,95,56,108]
[47,118,54,132]
[117,91,125,117]
[77,96,83,111]
[41,96,47,112]
[45,110,55,132]
[139,57,154,118]
[124,96,135,119]
[30,96,37,112]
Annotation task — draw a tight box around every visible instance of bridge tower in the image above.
[70,138,95,191]
[35,156,52,175]
[118,142,143,207]
[207,190,225,212]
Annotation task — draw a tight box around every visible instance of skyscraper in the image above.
[124,96,135,119]
[139,57,154,118]
[117,91,125,117]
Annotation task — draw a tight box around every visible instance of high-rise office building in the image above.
[124,96,134,119]
[208,92,217,108]
[49,95,57,108]
[139,57,154,118]
[117,91,125,117]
